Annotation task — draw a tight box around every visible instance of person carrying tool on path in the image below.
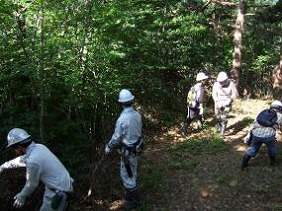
[212,71,238,136]
[241,100,282,169]
[182,72,209,136]
[105,89,144,210]
[0,128,74,210]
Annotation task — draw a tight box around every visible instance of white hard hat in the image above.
[196,72,208,81]
[217,71,228,82]
[118,89,135,103]
[270,100,282,109]
[6,128,31,149]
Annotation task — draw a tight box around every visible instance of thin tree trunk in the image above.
[39,0,45,141]
[231,0,247,95]
[15,14,29,59]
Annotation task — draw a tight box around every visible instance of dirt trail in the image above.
[140,99,282,211]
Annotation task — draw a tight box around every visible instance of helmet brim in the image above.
[5,136,31,149]
[118,95,135,103]
[197,76,208,81]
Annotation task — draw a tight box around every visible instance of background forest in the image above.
[0,0,282,210]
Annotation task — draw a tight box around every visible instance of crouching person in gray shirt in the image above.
[0,128,74,210]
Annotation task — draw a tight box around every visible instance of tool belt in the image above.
[121,138,144,178]
[122,137,145,156]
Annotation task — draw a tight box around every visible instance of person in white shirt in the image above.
[0,128,73,210]
[212,71,238,135]
[105,89,143,210]
[182,72,209,135]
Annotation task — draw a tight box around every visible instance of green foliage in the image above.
[250,54,274,73]
[213,170,233,185]
[167,157,200,171]
[167,136,227,172]
[169,136,227,156]
[0,1,282,208]
[140,166,165,192]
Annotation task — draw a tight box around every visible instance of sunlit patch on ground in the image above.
[233,143,249,152]
[109,199,125,210]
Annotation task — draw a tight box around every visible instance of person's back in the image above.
[117,106,142,147]
[105,89,143,210]
[27,143,73,192]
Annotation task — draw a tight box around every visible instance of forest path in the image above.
[139,99,282,211]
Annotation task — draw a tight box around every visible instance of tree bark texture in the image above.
[231,0,247,95]
[272,57,282,101]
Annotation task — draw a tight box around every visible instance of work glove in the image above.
[243,133,252,145]
[105,144,111,155]
[13,193,25,208]
[199,103,204,116]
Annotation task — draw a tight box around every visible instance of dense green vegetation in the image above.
[0,0,282,209]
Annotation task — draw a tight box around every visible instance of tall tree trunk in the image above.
[39,0,45,141]
[231,0,247,95]
[272,39,282,100]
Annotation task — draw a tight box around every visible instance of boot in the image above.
[215,118,221,132]
[199,114,205,125]
[241,154,252,169]
[122,189,140,210]
[269,156,276,166]
[196,119,202,130]
[182,119,191,136]
[220,122,226,136]
[220,119,228,136]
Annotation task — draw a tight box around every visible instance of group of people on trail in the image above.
[182,70,238,136]
[1,70,282,210]
[0,88,143,210]
[181,70,282,170]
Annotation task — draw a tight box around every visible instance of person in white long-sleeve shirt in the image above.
[105,89,143,210]
[212,71,238,135]
[0,128,73,210]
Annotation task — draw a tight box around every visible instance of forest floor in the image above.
[2,98,282,211]
[134,100,282,211]
[104,98,282,211]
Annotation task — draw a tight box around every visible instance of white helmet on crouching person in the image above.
[118,89,135,103]
[6,128,31,149]
[270,100,282,111]
[217,71,228,82]
[196,72,209,82]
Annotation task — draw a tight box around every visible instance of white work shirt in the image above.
[212,80,238,108]
[108,106,142,148]
[1,142,73,199]
[194,82,205,104]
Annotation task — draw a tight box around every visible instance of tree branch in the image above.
[199,0,237,11]
[213,0,238,6]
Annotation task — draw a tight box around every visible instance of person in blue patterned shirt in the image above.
[242,100,282,169]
